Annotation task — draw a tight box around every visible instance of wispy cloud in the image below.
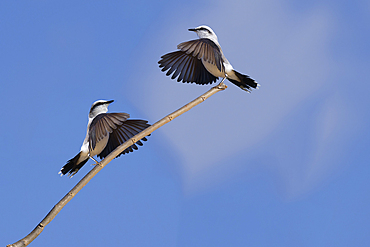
[125,0,358,197]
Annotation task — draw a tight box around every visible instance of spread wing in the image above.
[89,113,130,152]
[158,38,225,85]
[97,119,151,159]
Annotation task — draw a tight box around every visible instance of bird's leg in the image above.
[88,155,99,165]
[217,74,228,89]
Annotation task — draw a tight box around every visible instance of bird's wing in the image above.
[89,113,130,152]
[97,118,151,159]
[178,38,225,73]
[158,49,218,85]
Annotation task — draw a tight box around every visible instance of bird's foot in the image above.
[216,76,228,90]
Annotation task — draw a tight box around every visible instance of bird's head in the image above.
[89,99,114,118]
[188,25,218,41]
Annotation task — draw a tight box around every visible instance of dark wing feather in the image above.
[89,113,130,151]
[177,38,224,73]
[97,119,151,159]
[159,51,217,85]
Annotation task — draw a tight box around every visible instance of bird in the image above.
[158,25,259,92]
[59,100,151,177]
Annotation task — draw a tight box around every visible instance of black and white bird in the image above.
[158,25,259,92]
[59,100,150,177]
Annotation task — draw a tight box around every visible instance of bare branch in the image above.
[7,82,227,247]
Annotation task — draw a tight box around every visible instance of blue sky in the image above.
[1,0,369,246]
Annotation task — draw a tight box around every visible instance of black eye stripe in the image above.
[90,100,113,112]
[197,27,211,33]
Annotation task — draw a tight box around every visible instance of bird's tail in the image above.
[228,70,259,92]
[59,152,88,177]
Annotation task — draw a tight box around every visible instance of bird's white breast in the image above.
[201,59,233,78]
[202,59,225,77]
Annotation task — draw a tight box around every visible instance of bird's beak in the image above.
[107,100,114,104]
[188,28,197,32]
